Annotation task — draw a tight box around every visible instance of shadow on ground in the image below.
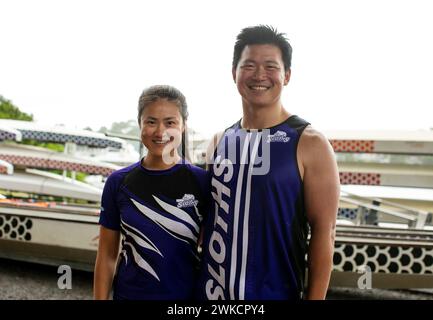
[1,258,432,300]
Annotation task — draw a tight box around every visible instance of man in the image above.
[197,25,340,300]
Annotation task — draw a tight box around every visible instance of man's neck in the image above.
[241,103,291,130]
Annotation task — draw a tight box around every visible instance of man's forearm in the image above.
[305,228,335,300]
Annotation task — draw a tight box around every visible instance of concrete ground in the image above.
[0,258,432,300]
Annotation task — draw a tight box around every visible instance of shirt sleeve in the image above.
[98,173,122,230]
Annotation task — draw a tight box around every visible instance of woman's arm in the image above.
[93,226,121,300]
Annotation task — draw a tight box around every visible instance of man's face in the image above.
[233,44,290,109]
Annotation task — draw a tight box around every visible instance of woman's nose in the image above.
[154,123,165,136]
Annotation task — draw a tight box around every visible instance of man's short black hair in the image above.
[232,25,292,71]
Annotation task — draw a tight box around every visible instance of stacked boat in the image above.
[1,120,432,288]
[0,119,134,270]
[327,130,433,288]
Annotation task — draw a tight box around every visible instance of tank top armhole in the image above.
[286,116,310,184]
[294,124,310,185]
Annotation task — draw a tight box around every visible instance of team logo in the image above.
[176,194,199,208]
[266,131,290,143]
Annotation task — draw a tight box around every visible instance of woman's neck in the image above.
[141,152,181,170]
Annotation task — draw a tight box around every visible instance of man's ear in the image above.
[284,69,291,86]
[232,68,237,83]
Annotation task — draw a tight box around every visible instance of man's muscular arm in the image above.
[298,127,340,300]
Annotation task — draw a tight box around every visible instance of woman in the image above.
[93,85,209,300]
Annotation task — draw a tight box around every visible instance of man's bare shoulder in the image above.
[208,131,225,151]
[299,126,335,165]
[205,131,225,170]
[300,126,332,149]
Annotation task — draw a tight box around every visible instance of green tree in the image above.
[99,119,140,137]
[0,95,33,121]
[0,95,65,154]
[98,119,140,152]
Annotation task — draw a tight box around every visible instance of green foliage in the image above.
[0,95,33,121]
[49,169,88,182]
[0,95,65,151]
[74,171,88,182]
[98,119,140,137]
[98,119,141,152]
[22,139,65,152]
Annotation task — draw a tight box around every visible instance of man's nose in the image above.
[252,66,266,80]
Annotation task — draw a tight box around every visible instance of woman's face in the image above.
[139,99,184,161]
